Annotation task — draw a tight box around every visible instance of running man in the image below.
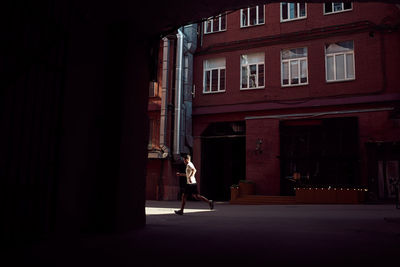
[175,155,214,215]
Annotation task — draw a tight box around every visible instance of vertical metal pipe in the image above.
[159,37,170,158]
[173,28,184,159]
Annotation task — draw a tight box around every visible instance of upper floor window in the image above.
[149,81,159,97]
[281,3,306,22]
[203,58,226,93]
[281,47,308,86]
[204,13,227,34]
[325,41,355,82]
[241,5,265,27]
[241,52,265,90]
[324,2,352,15]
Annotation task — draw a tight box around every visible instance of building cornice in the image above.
[196,20,395,56]
[192,93,400,116]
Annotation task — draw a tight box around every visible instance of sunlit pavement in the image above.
[14,201,400,266]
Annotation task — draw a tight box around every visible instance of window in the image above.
[241,5,265,27]
[324,2,352,14]
[281,47,308,86]
[149,81,159,97]
[280,3,306,22]
[204,13,227,34]
[325,41,355,82]
[241,53,265,90]
[203,58,226,93]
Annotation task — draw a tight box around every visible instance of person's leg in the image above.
[175,193,187,215]
[180,193,187,211]
[194,194,214,210]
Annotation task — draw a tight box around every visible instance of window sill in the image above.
[323,9,353,16]
[280,17,307,23]
[326,78,356,83]
[240,87,265,91]
[281,82,309,88]
[240,23,265,29]
[204,29,227,35]
[202,90,226,94]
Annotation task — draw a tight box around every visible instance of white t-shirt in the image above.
[185,161,197,184]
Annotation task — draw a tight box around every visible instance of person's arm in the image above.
[187,164,196,183]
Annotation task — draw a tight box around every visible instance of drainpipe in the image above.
[159,37,170,159]
[173,28,184,160]
[182,24,197,151]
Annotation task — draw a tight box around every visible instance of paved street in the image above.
[12,201,400,266]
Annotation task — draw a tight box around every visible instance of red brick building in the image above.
[147,25,198,200]
[146,2,400,202]
[191,2,400,201]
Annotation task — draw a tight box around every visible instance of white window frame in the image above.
[281,47,308,87]
[240,5,265,28]
[325,41,355,82]
[240,53,265,90]
[203,58,226,94]
[280,3,307,22]
[204,13,227,34]
[323,2,353,15]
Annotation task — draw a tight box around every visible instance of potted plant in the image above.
[230,184,239,201]
[239,180,255,196]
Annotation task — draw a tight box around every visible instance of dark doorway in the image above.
[201,122,246,201]
[366,142,400,202]
[280,117,359,195]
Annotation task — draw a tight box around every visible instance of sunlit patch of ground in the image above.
[146,206,214,215]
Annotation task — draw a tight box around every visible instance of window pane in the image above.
[291,60,299,84]
[148,119,154,145]
[299,3,306,17]
[205,58,226,69]
[300,60,307,83]
[221,14,226,30]
[212,69,218,91]
[282,50,290,60]
[340,40,354,50]
[220,69,226,90]
[213,17,219,32]
[281,3,288,20]
[249,64,257,88]
[326,56,334,81]
[258,64,264,87]
[242,9,248,26]
[324,3,333,13]
[335,54,345,80]
[282,62,289,85]
[333,3,343,12]
[206,20,212,33]
[258,5,264,24]
[346,54,354,79]
[289,3,297,19]
[343,2,352,10]
[326,41,353,54]
[283,48,307,60]
[205,70,211,91]
[242,66,248,88]
[297,47,307,57]
[250,7,257,25]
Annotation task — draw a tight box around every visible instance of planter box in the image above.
[295,188,366,204]
[315,188,337,204]
[337,189,355,204]
[239,181,255,196]
[230,187,239,201]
